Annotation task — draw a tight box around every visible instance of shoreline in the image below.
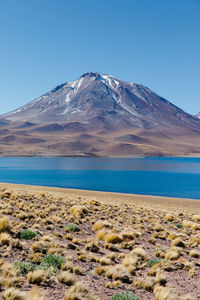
[1,155,200,158]
[1,182,200,213]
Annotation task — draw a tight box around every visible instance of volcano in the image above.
[1,72,200,157]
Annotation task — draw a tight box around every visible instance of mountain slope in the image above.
[2,72,200,131]
[1,72,200,157]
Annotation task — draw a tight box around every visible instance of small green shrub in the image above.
[19,229,38,240]
[14,255,66,277]
[175,223,182,228]
[147,259,161,268]
[14,261,36,275]
[38,254,66,276]
[41,254,66,269]
[65,223,80,232]
[110,293,140,300]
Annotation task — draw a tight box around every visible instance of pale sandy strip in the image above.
[1,182,200,214]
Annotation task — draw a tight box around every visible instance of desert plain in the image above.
[0,183,199,300]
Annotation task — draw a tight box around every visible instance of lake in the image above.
[0,157,200,199]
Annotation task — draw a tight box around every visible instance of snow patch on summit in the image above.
[101,74,119,90]
[101,74,121,103]
[70,77,84,91]
[101,75,119,91]
[196,112,200,119]
[65,77,84,103]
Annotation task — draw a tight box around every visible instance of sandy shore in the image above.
[1,182,199,213]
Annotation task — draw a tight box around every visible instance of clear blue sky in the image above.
[0,0,200,115]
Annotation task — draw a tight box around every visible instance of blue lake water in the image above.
[0,157,200,199]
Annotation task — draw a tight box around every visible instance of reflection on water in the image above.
[1,157,200,172]
[0,157,200,199]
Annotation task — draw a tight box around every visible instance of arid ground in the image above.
[1,121,200,157]
[0,183,200,299]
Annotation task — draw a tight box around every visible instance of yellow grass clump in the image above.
[0,217,11,233]
[171,238,186,248]
[189,249,199,258]
[190,222,200,230]
[0,232,11,246]
[99,256,112,266]
[85,241,99,252]
[64,282,100,300]
[28,252,43,264]
[105,232,122,244]
[154,286,175,300]
[27,269,46,284]
[154,285,195,300]
[120,230,135,241]
[131,247,147,259]
[182,220,194,227]
[165,247,181,260]
[164,214,175,222]
[61,261,75,272]
[93,221,110,231]
[73,265,85,275]
[57,271,75,285]
[192,214,200,222]
[96,229,108,241]
[133,276,155,292]
[155,271,167,285]
[28,287,45,300]
[2,287,26,300]
[31,241,48,254]
[70,205,87,218]
[105,264,130,283]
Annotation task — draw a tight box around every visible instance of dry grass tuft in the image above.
[85,241,99,252]
[105,232,122,244]
[0,232,11,246]
[192,214,200,222]
[64,282,100,300]
[28,287,45,300]
[120,230,135,241]
[70,205,87,218]
[164,214,175,222]
[96,229,108,241]
[133,276,155,292]
[0,217,11,233]
[171,238,186,248]
[153,285,195,300]
[131,247,147,259]
[155,271,167,285]
[165,247,181,260]
[57,271,75,285]
[2,287,26,300]
[189,249,199,258]
[93,221,110,231]
[27,269,46,284]
[105,264,130,283]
